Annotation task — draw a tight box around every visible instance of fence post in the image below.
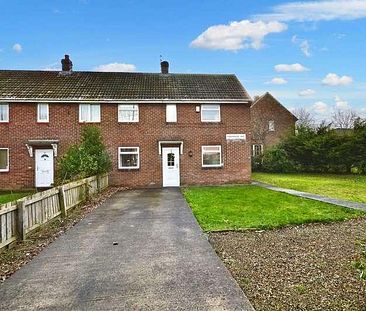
[16,201,26,241]
[97,175,101,193]
[85,179,90,201]
[58,186,67,218]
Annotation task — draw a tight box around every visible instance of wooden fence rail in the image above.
[0,173,109,250]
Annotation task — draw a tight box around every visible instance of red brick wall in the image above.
[0,103,251,189]
[251,94,296,149]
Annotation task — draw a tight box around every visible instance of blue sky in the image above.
[0,0,365,120]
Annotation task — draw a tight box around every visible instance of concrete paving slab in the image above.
[0,188,254,311]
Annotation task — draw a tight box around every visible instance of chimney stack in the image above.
[160,61,169,74]
[61,54,73,72]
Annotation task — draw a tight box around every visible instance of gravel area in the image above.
[0,187,127,282]
[210,218,366,311]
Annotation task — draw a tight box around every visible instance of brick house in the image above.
[0,56,252,190]
[250,92,297,156]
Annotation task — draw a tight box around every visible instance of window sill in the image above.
[118,167,140,171]
[118,121,139,124]
[202,165,223,170]
[0,169,9,173]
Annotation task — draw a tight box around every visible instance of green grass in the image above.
[0,191,33,204]
[252,173,366,203]
[183,186,364,231]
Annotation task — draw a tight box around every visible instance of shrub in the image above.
[57,126,112,183]
[262,148,296,173]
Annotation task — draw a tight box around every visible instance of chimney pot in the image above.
[160,61,169,74]
[61,54,73,72]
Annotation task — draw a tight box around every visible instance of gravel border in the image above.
[210,217,366,311]
[0,187,127,283]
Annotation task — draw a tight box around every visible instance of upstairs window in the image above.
[269,120,275,132]
[37,103,49,123]
[0,148,9,172]
[202,145,222,167]
[118,147,139,169]
[0,104,9,122]
[79,104,101,123]
[201,104,220,122]
[118,104,139,122]
[166,104,177,122]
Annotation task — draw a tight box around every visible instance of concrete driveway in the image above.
[0,188,253,310]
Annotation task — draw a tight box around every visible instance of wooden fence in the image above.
[0,173,109,250]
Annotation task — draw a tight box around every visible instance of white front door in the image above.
[35,149,54,188]
[162,147,180,187]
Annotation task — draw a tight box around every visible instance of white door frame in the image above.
[35,149,54,188]
[162,147,180,187]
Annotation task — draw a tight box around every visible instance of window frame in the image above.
[118,147,140,169]
[201,104,221,122]
[37,103,49,123]
[0,103,9,123]
[79,104,101,123]
[0,148,9,172]
[268,120,275,132]
[252,144,264,157]
[118,104,139,123]
[201,145,223,168]
[166,104,177,123]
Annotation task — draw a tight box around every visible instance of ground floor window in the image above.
[202,145,222,167]
[118,147,139,169]
[0,148,9,172]
[252,144,264,156]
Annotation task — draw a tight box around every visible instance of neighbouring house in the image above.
[0,55,252,189]
[250,92,297,156]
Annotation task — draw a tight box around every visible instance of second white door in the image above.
[162,147,180,187]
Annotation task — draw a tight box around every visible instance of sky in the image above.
[0,0,365,121]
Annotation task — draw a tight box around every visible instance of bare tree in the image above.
[331,109,358,129]
[251,112,270,144]
[294,108,315,128]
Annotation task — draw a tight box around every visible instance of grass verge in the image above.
[252,172,366,203]
[183,185,364,231]
[0,191,34,204]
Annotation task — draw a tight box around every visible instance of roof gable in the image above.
[251,92,298,120]
[0,70,251,103]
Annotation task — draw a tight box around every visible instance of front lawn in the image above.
[0,191,33,205]
[252,172,366,203]
[183,185,364,231]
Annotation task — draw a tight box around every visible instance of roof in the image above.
[0,70,251,103]
[251,92,298,120]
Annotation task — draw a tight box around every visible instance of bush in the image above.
[262,148,296,173]
[57,126,112,183]
[254,121,366,174]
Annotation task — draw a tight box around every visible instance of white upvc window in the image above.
[269,120,275,132]
[166,104,177,122]
[201,104,220,122]
[202,145,222,167]
[118,104,139,122]
[79,104,101,123]
[37,103,49,123]
[0,104,9,123]
[252,144,264,157]
[0,148,9,172]
[118,147,140,169]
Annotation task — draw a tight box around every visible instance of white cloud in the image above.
[265,77,288,85]
[12,43,22,53]
[312,101,328,114]
[299,88,316,96]
[255,0,366,22]
[334,95,349,109]
[94,63,136,72]
[274,63,309,72]
[190,20,287,51]
[292,36,311,57]
[322,73,353,86]
[300,40,311,57]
